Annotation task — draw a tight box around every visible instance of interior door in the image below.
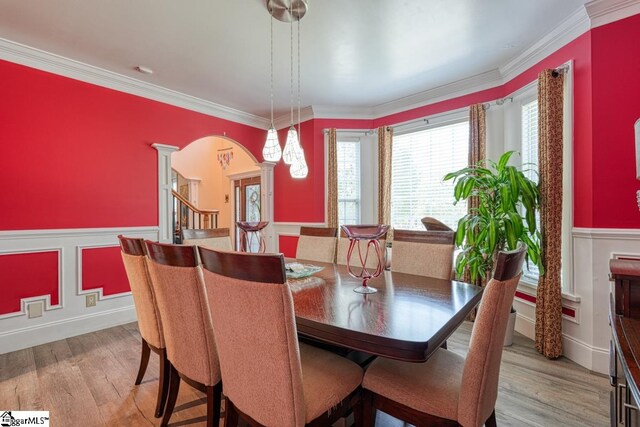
[234,176,261,249]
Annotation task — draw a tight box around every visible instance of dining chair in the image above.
[361,245,527,427]
[118,235,169,419]
[145,241,222,427]
[182,228,233,251]
[295,226,338,263]
[336,228,388,269]
[421,216,454,232]
[198,246,364,427]
[391,229,455,279]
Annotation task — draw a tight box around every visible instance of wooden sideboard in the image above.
[610,259,640,426]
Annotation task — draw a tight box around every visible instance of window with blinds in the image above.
[337,139,361,225]
[521,99,541,281]
[391,121,469,231]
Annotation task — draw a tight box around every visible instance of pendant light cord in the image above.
[297,16,301,143]
[290,12,294,127]
[270,12,274,127]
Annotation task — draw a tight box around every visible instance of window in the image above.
[391,121,469,230]
[521,99,541,281]
[337,139,361,225]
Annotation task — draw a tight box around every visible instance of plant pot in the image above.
[503,308,517,346]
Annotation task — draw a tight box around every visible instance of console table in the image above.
[610,259,640,426]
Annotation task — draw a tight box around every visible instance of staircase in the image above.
[172,190,219,243]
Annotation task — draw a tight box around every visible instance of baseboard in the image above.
[514,310,607,374]
[0,305,137,354]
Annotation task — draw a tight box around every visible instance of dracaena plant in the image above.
[443,151,544,284]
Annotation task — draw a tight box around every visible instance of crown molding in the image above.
[586,0,640,28]
[371,69,503,119]
[310,105,376,120]
[499,6,590,83]
[0,38,270,130]
[273,105,314,130]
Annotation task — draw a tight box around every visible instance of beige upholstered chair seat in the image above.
[183,236,233,251]
[363,349,464,419]
[299,343,363,423]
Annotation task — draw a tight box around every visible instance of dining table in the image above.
[288,259,484,363]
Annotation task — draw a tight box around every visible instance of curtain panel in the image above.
[463,104,487,288]
[377,126,393,233]
[535,69,564,359]
[327,128,338,228]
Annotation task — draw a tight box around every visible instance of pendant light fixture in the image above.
[266,0,308,178]
[262,9,282,162]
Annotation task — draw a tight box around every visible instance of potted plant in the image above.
[443,150,543,345]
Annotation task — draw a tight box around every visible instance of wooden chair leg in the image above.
[154,349,170,418]
[224,398,239,427]
[161,364,181,427]
[361,389,376,427]
[135,339,151,385]
[485,410,497,427]
[206,382,223,426]
[352,393,364,427]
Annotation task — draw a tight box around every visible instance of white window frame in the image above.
[336,137,362,226]
[391,107,470,231]
[503,61,576,299]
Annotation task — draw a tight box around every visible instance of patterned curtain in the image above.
[377,126,393,230]
[463,104,487,288]
[535,69,564,359]
[327,128,338,228]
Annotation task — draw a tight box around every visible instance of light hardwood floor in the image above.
[0,322,609,426]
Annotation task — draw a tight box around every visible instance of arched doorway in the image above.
[153,136,276,251]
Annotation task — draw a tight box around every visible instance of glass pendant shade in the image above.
[290,145,308,179]
[282,125,300,165]
[262,126,282,162]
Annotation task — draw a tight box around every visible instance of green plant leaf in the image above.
[497,151,515,172]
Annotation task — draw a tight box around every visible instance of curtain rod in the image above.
[322,128,376,135]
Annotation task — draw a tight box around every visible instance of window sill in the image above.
[517,277,581,303]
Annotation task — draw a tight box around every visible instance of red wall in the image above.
[81,246,131,296]
[0,251,59,315]
[0,60,265,230]
[590,14,640,228]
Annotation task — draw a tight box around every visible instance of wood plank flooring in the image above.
[0,322,610,426]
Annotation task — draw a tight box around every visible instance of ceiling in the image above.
[0,0,589,119]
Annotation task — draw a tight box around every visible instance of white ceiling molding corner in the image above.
[310,105,376,120]
[499,6,590,83]
[0,37,270,130]
[370,69,503,119]
[273,105,314,130]
[586,0,640,28]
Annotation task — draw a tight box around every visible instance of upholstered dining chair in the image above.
[198,247,364,427]
[182,227,233,251]
[421,216,454,232]
[336,228,388,269]
[361,245,527,427]
[118,235,169,419]
[145,241,222,427]
[295,226,338,263]
[391,228,455,279]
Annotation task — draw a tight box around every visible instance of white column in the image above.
[259,162,276,253]
[152,143,179,243]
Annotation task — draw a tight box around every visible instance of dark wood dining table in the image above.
[289,260,483,363]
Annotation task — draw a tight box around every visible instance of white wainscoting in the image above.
[0,226,158,354]
[514,227,640,374]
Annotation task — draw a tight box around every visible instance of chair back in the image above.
[199,247,305,427]
[421,216,454,232]
[457,245,526,427]
[118,235,164,349]
[182,228,233,251]
[391,229,455,279]
[145,241,220,386]
[336,228,388,268]
[295,226,338,263]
